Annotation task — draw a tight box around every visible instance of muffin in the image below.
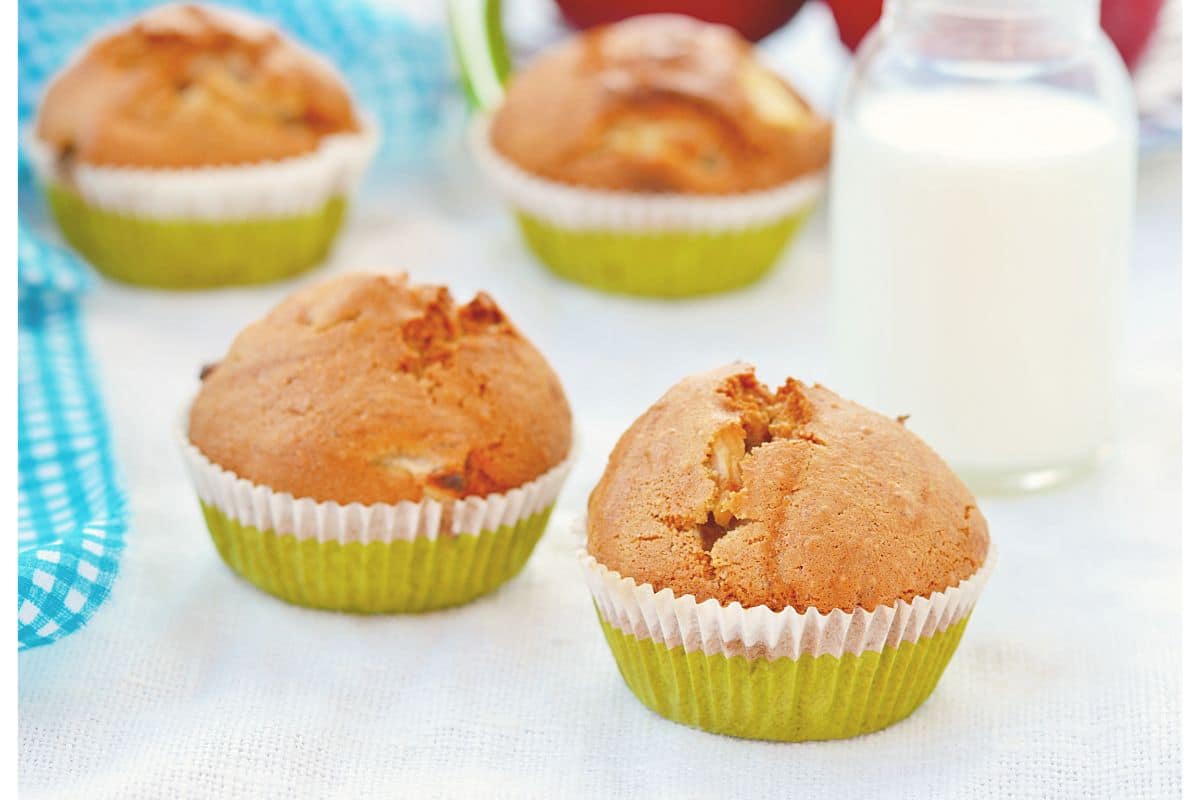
[180,272,573,612]
[471,14,831,297]
[583,363,992,740]
[28,3,377,288]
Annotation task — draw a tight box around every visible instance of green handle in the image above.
[447,0,511,113]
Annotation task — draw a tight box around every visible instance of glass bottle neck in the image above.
[883,0,1100,32]
[879,0,1102,63]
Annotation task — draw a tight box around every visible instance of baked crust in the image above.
[188,273,573,505]
[587,363,989,613]
[491,14,831,195]
[36,3,360,168]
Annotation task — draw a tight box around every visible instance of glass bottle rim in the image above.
[886,0,1099,23]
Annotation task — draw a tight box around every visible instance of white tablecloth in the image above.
[18,136,1181,798]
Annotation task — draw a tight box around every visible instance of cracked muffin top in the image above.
[587,363,989,613]
[35,3,360,168]
[490,14,831,195]
[188,273,572,505]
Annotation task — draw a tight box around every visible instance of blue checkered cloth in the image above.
[18,226,129,651]
[18,0,453,166]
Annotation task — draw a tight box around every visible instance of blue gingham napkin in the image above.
[18,0,454,166]
[18,226,128,651]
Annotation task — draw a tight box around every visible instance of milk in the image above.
[830,86,1135,485]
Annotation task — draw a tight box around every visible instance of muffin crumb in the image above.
[189,273,572,505]
[36,3,360,169]
[588,363,989,613]
[491,14,830,194]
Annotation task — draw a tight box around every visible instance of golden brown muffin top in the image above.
[36,3,360,168]
[587,364,989,613]
[188,273,573,506]
[490,14,831,195]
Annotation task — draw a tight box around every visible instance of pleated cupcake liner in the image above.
[514,210,812,297]
[179,425,571,613]
[25,126,377,288]
[40,188,348,288]
[581,547,994,741]
[469,115,824,297]
[200,502,555,613]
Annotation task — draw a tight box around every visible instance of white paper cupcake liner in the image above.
[581,543,994,661]
[468,114,826,232]
[25,125,378,221]
[179,422,572,544]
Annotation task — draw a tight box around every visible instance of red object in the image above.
[553,0,808,42]
[1100,0,1164,70]
[823,0,1163,70]
[823,0,881,51]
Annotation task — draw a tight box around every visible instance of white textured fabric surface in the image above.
[18,138,1181,798]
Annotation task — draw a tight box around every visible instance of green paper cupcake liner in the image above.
[200,502,554,613]
[180,428,571,614]
[598,612,970,741]
[581,550,992,741]
[470,114,825,298]
[45,185,347,289]
[515,209,812,297]
[26,128,376,289]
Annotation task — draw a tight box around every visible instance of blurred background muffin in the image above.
[28,3,377,288]
[490,14,828,194]
[36,4,360,168]
[182,272,573,613]
[470,14,830,297]
[583,363,992,740]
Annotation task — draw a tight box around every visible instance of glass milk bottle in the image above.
[830,0,1137,491]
